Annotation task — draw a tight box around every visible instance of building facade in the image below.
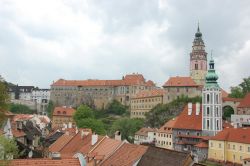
[52,107,76,129]
[50,74,156,109]
[130,89,165,118]
[202,58,222,136]
[31,89,50,114]
[134,127,157,145]
[208,128,250,165]
[190,24,207,86]
[162,76,201,103]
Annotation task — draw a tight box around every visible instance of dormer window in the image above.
[57,111,60,114]
[63,111,66,115]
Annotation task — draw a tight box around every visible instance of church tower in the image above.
[190,24,207,85]
[202,56,222,136]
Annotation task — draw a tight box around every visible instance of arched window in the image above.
[195,64,198,70]
[207,107,210,115]
[216,120,219,130]
[207,94,210,103]
[207,120,210,129]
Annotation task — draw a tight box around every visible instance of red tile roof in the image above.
[13,114,33,121]
[132,89,165,99]
[101,143,148,166]
[53,107,76,117]
[7,158,80,166]
[222,121,233,129]
[210,128,250,144]
[173,104,202,130]
[12,129,26,138]
[222,97,243,102]
[195,142,208,148]
[49,133,74,152]
[163,76,198,87]
[88,137,123,160]
[238,93,250,108]
[51,74,155,87]
[158,117,178,133]
[135,127,157,136]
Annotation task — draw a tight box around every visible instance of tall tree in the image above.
[105,100,128,115]
[46,100,55,118]
[111,118,144,142]
[229,76,250,98]
[0,81,9,125]
[0,135,19,160]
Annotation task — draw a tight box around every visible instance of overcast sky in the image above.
[0,0,250,91]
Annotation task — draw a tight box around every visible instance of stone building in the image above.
[162,76,201,103]
[50,74,156,109]
[190,24,207,86]
[155,117,178,150]
[134,127,157,145]
[51,106,76,129]
[130,89,165,118]
[237,93,250,115]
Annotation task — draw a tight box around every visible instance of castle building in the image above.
[190,24,207,86]
[202,58,222,136]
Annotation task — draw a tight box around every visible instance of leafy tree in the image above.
[9,103,35,114]
[105,100,128,115]
[73,105,94,124]
[0,81,9,125]
[0,135,19,160]
[229,76,250,98]
[73,105,105,134]
[46,100,55,118]
[223,106,234,120]
[77,118,106,135]
[111,118,144,142]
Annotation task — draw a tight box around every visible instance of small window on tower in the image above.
[195,64,198,70]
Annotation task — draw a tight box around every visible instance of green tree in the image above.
[105,100,128,115]
[46,100,55,118]
[77,118,106,135]
[9,103,35,114]
[229,76,250,98]
[223,106,234,120]
[73,105,105,135]
[0,135,19,160]
[0,81,9,125]
[111,118,144,142]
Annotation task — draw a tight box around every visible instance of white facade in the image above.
[231,114,250,128]
[134,131,156,145]
[202,88,222,136]
[31,89,50,104]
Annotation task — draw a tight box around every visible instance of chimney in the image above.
[188,103,192,115]
[81,130,90,139]
[115,131,121,141]
[196,102,200,115]
[92,133,98,145]
[51,152,61,160]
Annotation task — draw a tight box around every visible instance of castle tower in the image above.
[190,24,207,85]
[202,56,222,136]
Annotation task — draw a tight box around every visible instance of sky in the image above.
[0,0,250,91]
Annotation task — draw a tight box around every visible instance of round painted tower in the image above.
[190,24,207,86]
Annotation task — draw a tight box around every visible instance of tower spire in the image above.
[197,21,200,32]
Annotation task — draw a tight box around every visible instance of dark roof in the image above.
[137,146,193,166]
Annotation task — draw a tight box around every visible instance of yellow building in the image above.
[130,89,165,118]
[155,117,178,150]
[52,106,76,129]
[208,128,250,165]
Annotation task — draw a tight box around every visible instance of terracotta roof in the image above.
[132,89,165,99]
[88,137,123,160]
[223,121,233,129]
[101,143,148,166]
[238,93,250,108]
[158,117,178,133]
[244,158,250,162]
[195,142,208,148]
[210,128,250,144]
[137,146,193,166]
[173,104,202,130]
[163,76,198,87]
[13,114,33,121]
[51,74,154,87]
[221,89,229,98]
[145,80,155,87]
[6,158,80,166]
[135,128,157,136]
[49,133,74,152]
[12,129,26,137]
[60,129,92,157]
[222,97,242,102]
[53,107,76,116]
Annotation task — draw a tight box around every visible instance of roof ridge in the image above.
[88,135,108,154]
[59,132,80,152]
